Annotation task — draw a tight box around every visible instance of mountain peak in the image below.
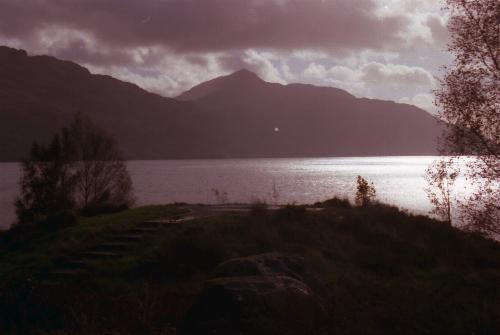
[227,69,263,82]
[176,69,265,101]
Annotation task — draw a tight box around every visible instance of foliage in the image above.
[433,0,499,236]
[15,114,133,229]
[355,175,376,206]
[314,197,351,209]
[425,158,459,224]
[15,135,77,229]
[63,114,133,215]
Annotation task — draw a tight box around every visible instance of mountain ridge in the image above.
[0,46,441,161]
[177,68,356,102]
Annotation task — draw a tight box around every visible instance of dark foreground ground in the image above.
[0,200,499,334]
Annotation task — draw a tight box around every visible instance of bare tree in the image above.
[432,0,499,236]
[63,114,134,214]
[425,159,459,225]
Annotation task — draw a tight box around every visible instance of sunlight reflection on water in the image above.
[0,156,459,229]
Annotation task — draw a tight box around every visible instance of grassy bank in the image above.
[1,201,499,334]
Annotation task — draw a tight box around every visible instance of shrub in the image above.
[14,113,133,230]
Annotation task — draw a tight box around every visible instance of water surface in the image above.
[0,157,439,229]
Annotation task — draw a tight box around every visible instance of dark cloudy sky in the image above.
[0,0,452,112]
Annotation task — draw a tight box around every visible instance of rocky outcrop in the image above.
[182,253,328,335]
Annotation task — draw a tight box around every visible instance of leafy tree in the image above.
[15,135,77,228]
[432,0,499,236]
[15,114,133,228]
[355,175,376,207]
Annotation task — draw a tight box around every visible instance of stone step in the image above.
[111,234,144,242]
[37,268,84,280]
[54,260,90,270]
[76,251,123,260]
[87,242,134,253]
[140,221,166,228]
[211,208,251,212]
[127,227,160,234]
[39,279,63,286]
[143,216,197,224]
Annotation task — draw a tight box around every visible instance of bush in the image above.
[14,113,133,231]
[315,197,352,208]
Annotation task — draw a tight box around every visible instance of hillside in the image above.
[178,69,443,157]
[1,46,442,160]
[1,202,499,334]
[0,46,204,161]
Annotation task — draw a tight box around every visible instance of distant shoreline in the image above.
[0,156,454,230]
[0,154,442,164]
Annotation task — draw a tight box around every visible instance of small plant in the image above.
[268,182,282,205]
[355,175,376,207]
[250,200,269,217]
[316,197,351,209]
[137,281,160,330]
[211,188,228,204]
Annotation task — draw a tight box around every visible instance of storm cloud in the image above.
[0,0,408,53]
[0,0,451,110]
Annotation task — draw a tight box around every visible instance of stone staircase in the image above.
[37,218,190,286]
[35,205,324,285]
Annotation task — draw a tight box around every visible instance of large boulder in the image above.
[182,253,328,335]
